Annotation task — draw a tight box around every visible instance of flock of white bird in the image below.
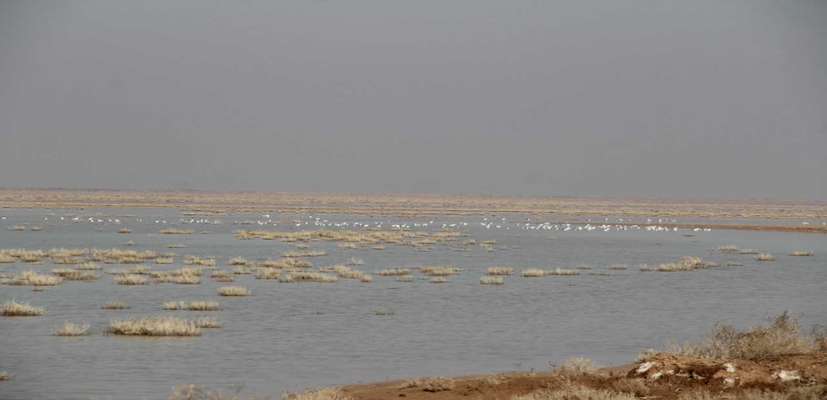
[0,213,733,235]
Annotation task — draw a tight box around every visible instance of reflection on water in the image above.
[0,208,825,400]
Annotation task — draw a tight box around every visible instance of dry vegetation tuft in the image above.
[55,321,90,336]
[108,316,200,336]
[217,286,251,296]
[1,300,45,316]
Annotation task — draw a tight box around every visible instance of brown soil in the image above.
[339,352,827,400]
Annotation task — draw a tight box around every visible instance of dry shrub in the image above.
[169,384,276,400]
[513,384,636,400]
[400,377,455,392]
[108,316,200,336]
[669,312,814,360]
[55,321,90,336]
[554,357,597,376]
[607,378,649,397]
[1,300,45,316]
[114,274,149,285]
[102,301,129,310]
[218,286,250,296]
[282,387,350,400]
[486,266,513,275]
[9,271,63,286]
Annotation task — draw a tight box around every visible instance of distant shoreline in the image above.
[0,189,825,228]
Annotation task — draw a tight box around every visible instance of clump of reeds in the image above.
[255,269,281,280]
[163,301,220,311]
[155,257,174,264]
[76,262,101,270]
[108,316,201,336]
[183,256,216,267]
[789,250,814,257]
[280,272,338,283]
[210,270,234,282]
[282,250,327,258]
[217,286,250,296]
[486,267,513,276]
[378,267,411,276]
[9,270,63,286]
[397,275,414,282]
[718,245,739,253]
[360,275,373,283]
[0,371,9,381]
[608,264,628,270]
[665,312,815,360]
[1,300,45,316]
[160,228,194,235]
[0,253,15,263]
[655,256,710,272]
[55,321,90,336]
[420,266,461,276]
[232,266,253,275]
[429,277,449,284]
[480,276,505,285]
[521,268,545,277]
[756,253,776,262]
[194,317,221,328]
[738,249,760,255]
[546,268,579,276]
[113,274,149,285]
[102,301,129,310]
[51,268,98,281]
[228,257,249,266]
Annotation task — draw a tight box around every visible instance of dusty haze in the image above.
[0,0,825,199]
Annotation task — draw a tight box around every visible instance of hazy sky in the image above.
[1,1,825,199]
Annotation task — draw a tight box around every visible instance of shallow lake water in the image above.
[0,208,825,399]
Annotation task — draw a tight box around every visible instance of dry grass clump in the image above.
[153,268,202,284]
[163,301,221,311]
[184,256,216,267]
[283,250,327,258]
[738,249,760,255]
[480,276,505,285]
[546,268,579,276]
[255,269,281,280]
[117,227,131,234]
[194,317,221,328]
[114,274,149,285]
[1,300,45,316]
[76,262,101,270]
[91,248,158,264]
[217,286,251,296]
[0,371,8,381]
[155,257,174,264]
[0,253,16,263]
[160,228,194,235]
[667,312,815,360]
[236,229,460,248]
[378,267,411,276]
[108,316,200,336]
[280,272,338,283]
[718,245,740,253]
[282,387,351,400]
[554,357,597,376]
[789,250,814,257]
[486,266,514,276]
[521,268,546,277]
[756,253,776,262]
[655,256,711,272]
[676,386,826,400]
[102,301,129,310]
[211,270,234,282]
[258,258,313,269]
[420,266,461,276]
[400,377,455,392]
[228,257,249,266]
[9,270,63,286]
[51,268,98,281]
[232,265,253,275]
[55,321,90,336]
[513,384,636,400]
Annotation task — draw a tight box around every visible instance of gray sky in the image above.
[1,0,825,200]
